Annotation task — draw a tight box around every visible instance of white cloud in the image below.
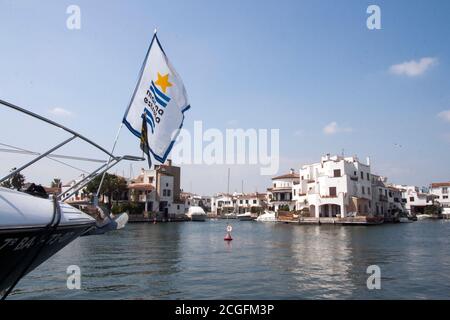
[438,110,450,123]
[49,107,73,117]
[323,122,352,135]
[389,57,437,77]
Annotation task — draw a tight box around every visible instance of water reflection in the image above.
[10,220,450,299]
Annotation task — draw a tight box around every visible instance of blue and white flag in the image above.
[123,33,190,163]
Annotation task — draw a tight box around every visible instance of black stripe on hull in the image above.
[0,223,95,292]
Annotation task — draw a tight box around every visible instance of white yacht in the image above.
[0,98,143,298]
[416,214,432,220]
[0,187,96,294]
[256,210,276,222]
[187,206,207,221]
[237,212,254,221]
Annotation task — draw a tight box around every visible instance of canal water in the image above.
[10,220,450,299]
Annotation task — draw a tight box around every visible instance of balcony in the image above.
[379,195,388,202]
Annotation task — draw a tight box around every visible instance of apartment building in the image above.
[291,154,373,218]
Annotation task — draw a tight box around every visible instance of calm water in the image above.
[10,220,450,299]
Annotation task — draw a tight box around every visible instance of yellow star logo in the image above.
[154,72,172,93]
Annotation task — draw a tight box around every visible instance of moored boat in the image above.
[0,187,96,293]
[187,206,207,221]
[237,212,254,221]
[256,210,276,222]
[416,214,432,220]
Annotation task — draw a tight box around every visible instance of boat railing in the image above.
[0,98,144,201]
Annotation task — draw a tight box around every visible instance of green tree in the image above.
[1,168,25,190]
[85,173,128,207]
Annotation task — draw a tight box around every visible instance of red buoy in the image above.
[224,232,233,241]
[224,224,233,241]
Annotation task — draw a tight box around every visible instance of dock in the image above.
[277,212,384,225]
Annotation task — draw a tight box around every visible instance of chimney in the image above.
[166,159,172,167]
[366,157,370,166]
[290,168,295,174]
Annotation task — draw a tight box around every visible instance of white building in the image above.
[430,182,450,215]
[61,174,88,203]
[211,192,267,215]
[235,193,266,214]
[128,160,185,217]
[371,175,406,220]
[393,185,435,215]
[268,169,299,212]
[292,154,373,218]
[211,193,235,215]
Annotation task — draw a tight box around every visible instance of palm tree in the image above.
[51,178,62,189]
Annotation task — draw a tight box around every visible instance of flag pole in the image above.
[95,122,123,198]
[95,27,158,199]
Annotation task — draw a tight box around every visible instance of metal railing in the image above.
[0,99,144,201]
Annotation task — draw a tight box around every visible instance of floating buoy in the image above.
[224,224,233,241]
[224,232,233,241]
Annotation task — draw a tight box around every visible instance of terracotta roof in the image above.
[431,182,450,188]
[272,173,299,180]
[43,186,61,194]
[127,183,154,191]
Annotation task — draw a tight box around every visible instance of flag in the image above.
[123,32,190,164]
[140,112,152,168]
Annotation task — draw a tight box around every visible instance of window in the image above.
[177,205,180,210]
[246,200,249,204]
[367,173,370,180]
[301,176,304,180]
[293,189,296,196]
[166,183,169,187]
[443,187,448,194]
[163,190,167,196]
[360,171,364,179]
[409,197,415,202]
[333,169,341,177]
[329,187,337,197]
[443,195,449,199]
[253,200,257,204]
[273,183,276,188]
[148,177,154,183]
[240,200,243,204]
[368,187,371,195]
[362,186,365,194]
[354,171,357,176]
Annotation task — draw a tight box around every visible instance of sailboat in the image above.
[0,99,143,297]
[1,29,191,298]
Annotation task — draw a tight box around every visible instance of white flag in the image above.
[123,33,190,163]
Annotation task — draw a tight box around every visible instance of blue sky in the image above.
[0,0,449,195]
